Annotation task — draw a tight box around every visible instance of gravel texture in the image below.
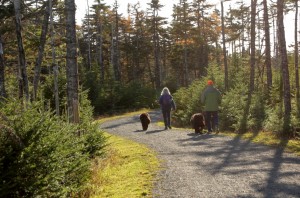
[100,110,300,198]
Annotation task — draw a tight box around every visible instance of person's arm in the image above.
[158,96,162,105]
[171,99,176,110]
[201,88,206,103]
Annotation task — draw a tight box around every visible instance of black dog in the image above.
[139,113,151,131]
[190,113,205,134]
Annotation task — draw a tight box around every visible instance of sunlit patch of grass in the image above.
[157,121,164,127]
[220,131,300,156]
[89,133,160,197]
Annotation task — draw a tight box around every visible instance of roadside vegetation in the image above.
[172,64,300,152]
[89,132,160,197]
[0,96,106,197]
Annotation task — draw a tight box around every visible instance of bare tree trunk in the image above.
[65,0,79,123]
[0,34,7,99]
[33,0,50,100]
[182,0,189,86]
[295,0,300,116]
[183,34,189,86]
[263,0,272,92]
[277,0,292,135]
[240,0,257,133]
[111,0,121,82]
[50,0,60,116]
[14,0,29,101]
[115,2,121,82]
[86,0,91,70]
[221,0,228,91]
[241,4,245,57]
[249,0,257,93]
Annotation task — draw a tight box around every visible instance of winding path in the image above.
[100,110,300,198]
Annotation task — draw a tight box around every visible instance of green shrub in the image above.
[172,80,206,126]
[0,98,105,197]
[219,82,248,131]
[172,63,224,127]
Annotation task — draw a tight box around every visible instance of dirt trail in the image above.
[100,110,300,198]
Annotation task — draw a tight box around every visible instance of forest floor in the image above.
[100,110,300,197]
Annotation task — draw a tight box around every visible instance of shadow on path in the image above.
[260,138,300,197]
[212,132,260,175]
[177,131,300,197]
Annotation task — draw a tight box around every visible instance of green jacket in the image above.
[201,85,221,111]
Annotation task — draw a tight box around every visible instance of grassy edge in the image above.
[89,132,160,197]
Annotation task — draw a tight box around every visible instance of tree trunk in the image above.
[294,0,300,116]
[0,34,7,99]
[65,0,79,123]
[241,4,245,57]
[152,0,161,89]
[96,1,104,85]
[50,0,60,116]
[14,0,29,101]
[111,1,121,82]
[249,0,257,93]
[277,0,292,135]
[33,0,51,100]
[240,0,257,133]
[263,0,272,92]
[221,0,228,91]
[182,0,189,86]
[87,0,91,70]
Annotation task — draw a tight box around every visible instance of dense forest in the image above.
[0,0,300,196]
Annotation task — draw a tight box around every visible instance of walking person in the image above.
[201,80,222,133]
[159,87,176,130]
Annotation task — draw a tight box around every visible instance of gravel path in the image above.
[100,110,300,198]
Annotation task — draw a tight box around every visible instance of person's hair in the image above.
[161,87,171,95]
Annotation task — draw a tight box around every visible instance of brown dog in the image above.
[190,113,205,134]
[139,113,151,131]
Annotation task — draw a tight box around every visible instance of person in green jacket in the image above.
[201,80,222,133]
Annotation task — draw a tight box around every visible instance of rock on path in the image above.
[100,110,300,198]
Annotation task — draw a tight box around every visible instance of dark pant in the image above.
[162,109,171,127]
[204,111,218,132]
